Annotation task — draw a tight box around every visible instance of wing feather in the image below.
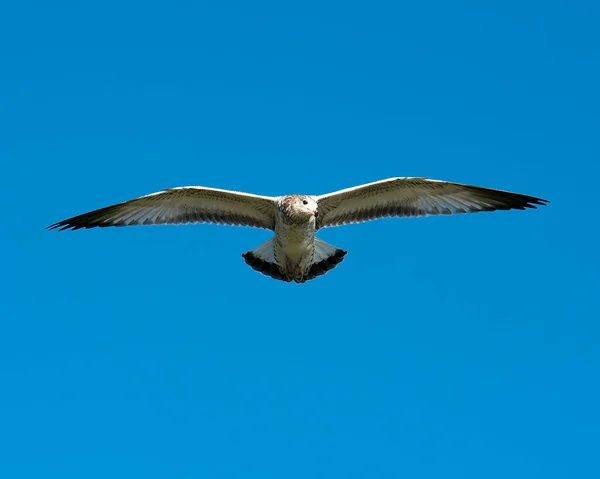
[48,186,277,231]
[316,177,548,229]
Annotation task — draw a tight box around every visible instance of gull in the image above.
[48,177,548,283]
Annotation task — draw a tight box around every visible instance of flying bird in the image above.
[48,178,548,283]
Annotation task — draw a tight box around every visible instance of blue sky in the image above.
[1,1,599,477]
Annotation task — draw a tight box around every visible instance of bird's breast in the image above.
[274,223,315,263]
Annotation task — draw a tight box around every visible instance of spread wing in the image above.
[48,186,278,231]
[316,177,548,229]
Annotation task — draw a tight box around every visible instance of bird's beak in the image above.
[312,209,319,218]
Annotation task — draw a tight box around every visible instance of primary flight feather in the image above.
[48,177,548,283]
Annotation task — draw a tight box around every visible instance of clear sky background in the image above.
[1,1,598,477]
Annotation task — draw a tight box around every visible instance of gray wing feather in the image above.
[316,177,548,229]
[48,186,278,231]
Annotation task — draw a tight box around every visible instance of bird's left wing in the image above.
[316,177,548,229]
[48,186,278,231]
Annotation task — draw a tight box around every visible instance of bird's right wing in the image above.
[48,186,278,231]
[316,177,548,229]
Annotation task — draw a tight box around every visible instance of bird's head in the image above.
[279,195,319,222]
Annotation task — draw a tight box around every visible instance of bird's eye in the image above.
[302,200,308,205]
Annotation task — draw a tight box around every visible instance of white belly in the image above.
[274,224,315,279]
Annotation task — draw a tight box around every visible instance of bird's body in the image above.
[273,195,320,282]
[48,178,548,283]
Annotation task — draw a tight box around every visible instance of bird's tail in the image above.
[242,239,288,281]
[241,237,347,282]
[304,238,347,281]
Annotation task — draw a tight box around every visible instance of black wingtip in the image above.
[525,197,550,209]
[46,221,77,231]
